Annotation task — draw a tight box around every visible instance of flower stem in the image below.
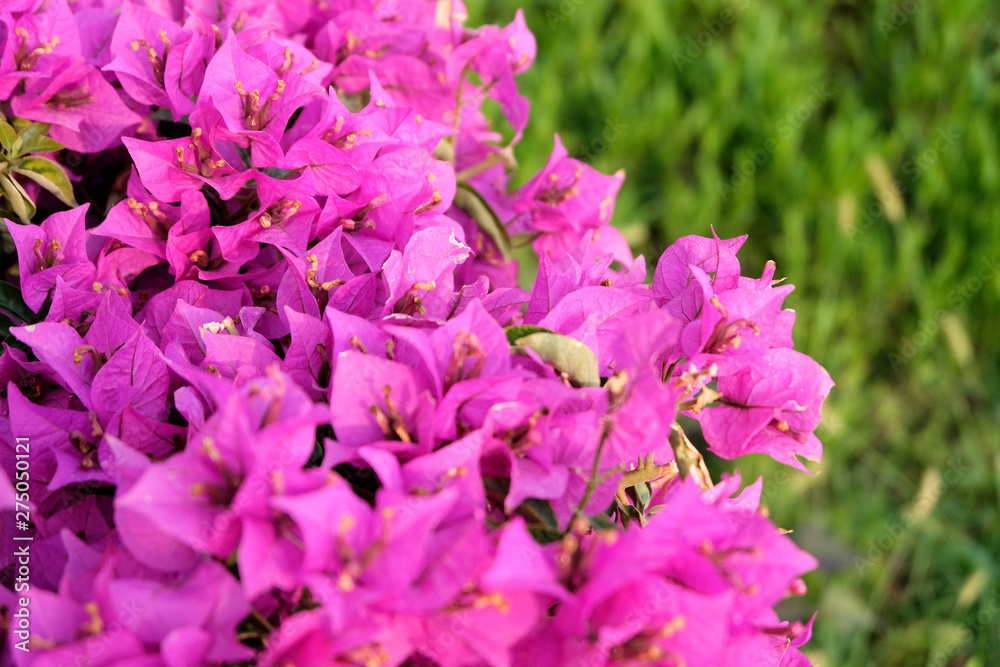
[571,419,612,529]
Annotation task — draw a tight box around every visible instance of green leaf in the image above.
[19,135,64,156]
[265,166,298,180]
[0,281,38,323]
[503,324,555,345]
[148,108,176,121]
[454,182,512,261]
[0,173,34,223]
[9,119,51,157]
[236,144,253,170]
[13,119,51,142]
[521,498,560,532]
[634,481,651,511]
[0,311,15,337]
[585,513,616,531]
[13,156,77,207]
[619,502,644,527]
[513,332,600,388]
[6,174,36,213]
[0,121,16,154]
[0,217,14,254]
[526,526,564,544]
[0,312,30,352]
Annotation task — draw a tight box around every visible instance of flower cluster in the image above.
[0,1,832,665]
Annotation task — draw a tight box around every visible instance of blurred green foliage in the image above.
[467,0,1000,664]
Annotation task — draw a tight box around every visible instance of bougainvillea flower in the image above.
[10,321,95,408]
[108,559,254,663]
[114,442,243,567]
[0,4,832,664]
[283,307,332,400]
[198,33,322,166]
[6,381,106,491]
[7,204,93,312]
[601,366,680,467]
[103,2,188,110]
[212,171,320,266]
[10,587,149,666]
[93,170,182,260]
[343,146,458,252]
[91,246,160,301]
[679,263,796,366]
[697,347,834,471]
[281,86,391,172]
[267,472,373,582]
[0,0,80,98]
[123,133,256,203]
[247,33,333,90]
[513,135,627,262]
[116,368,327,568]
[382,300,512,399]
[90,327,169,426]
[537,285,655,376]
[382,227,472,320]
[651,230,746,322]
[446,9,536,141]
[330,350,436,458]
[525,230,644,325]
[12,59,143,152]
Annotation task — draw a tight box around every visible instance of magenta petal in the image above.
[91,328,169,425]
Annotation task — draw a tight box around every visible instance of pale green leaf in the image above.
[454,182,512,261]
[503,324,555,345]
[14,156,77,207]
[0,121,16,154]
[0,174,34,223]
[514,332,600,388]
[19,135,64,156]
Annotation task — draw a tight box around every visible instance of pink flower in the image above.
[698,347,834,471]
[514,135,627,262]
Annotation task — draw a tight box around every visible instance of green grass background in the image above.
[466,0,1000,664]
